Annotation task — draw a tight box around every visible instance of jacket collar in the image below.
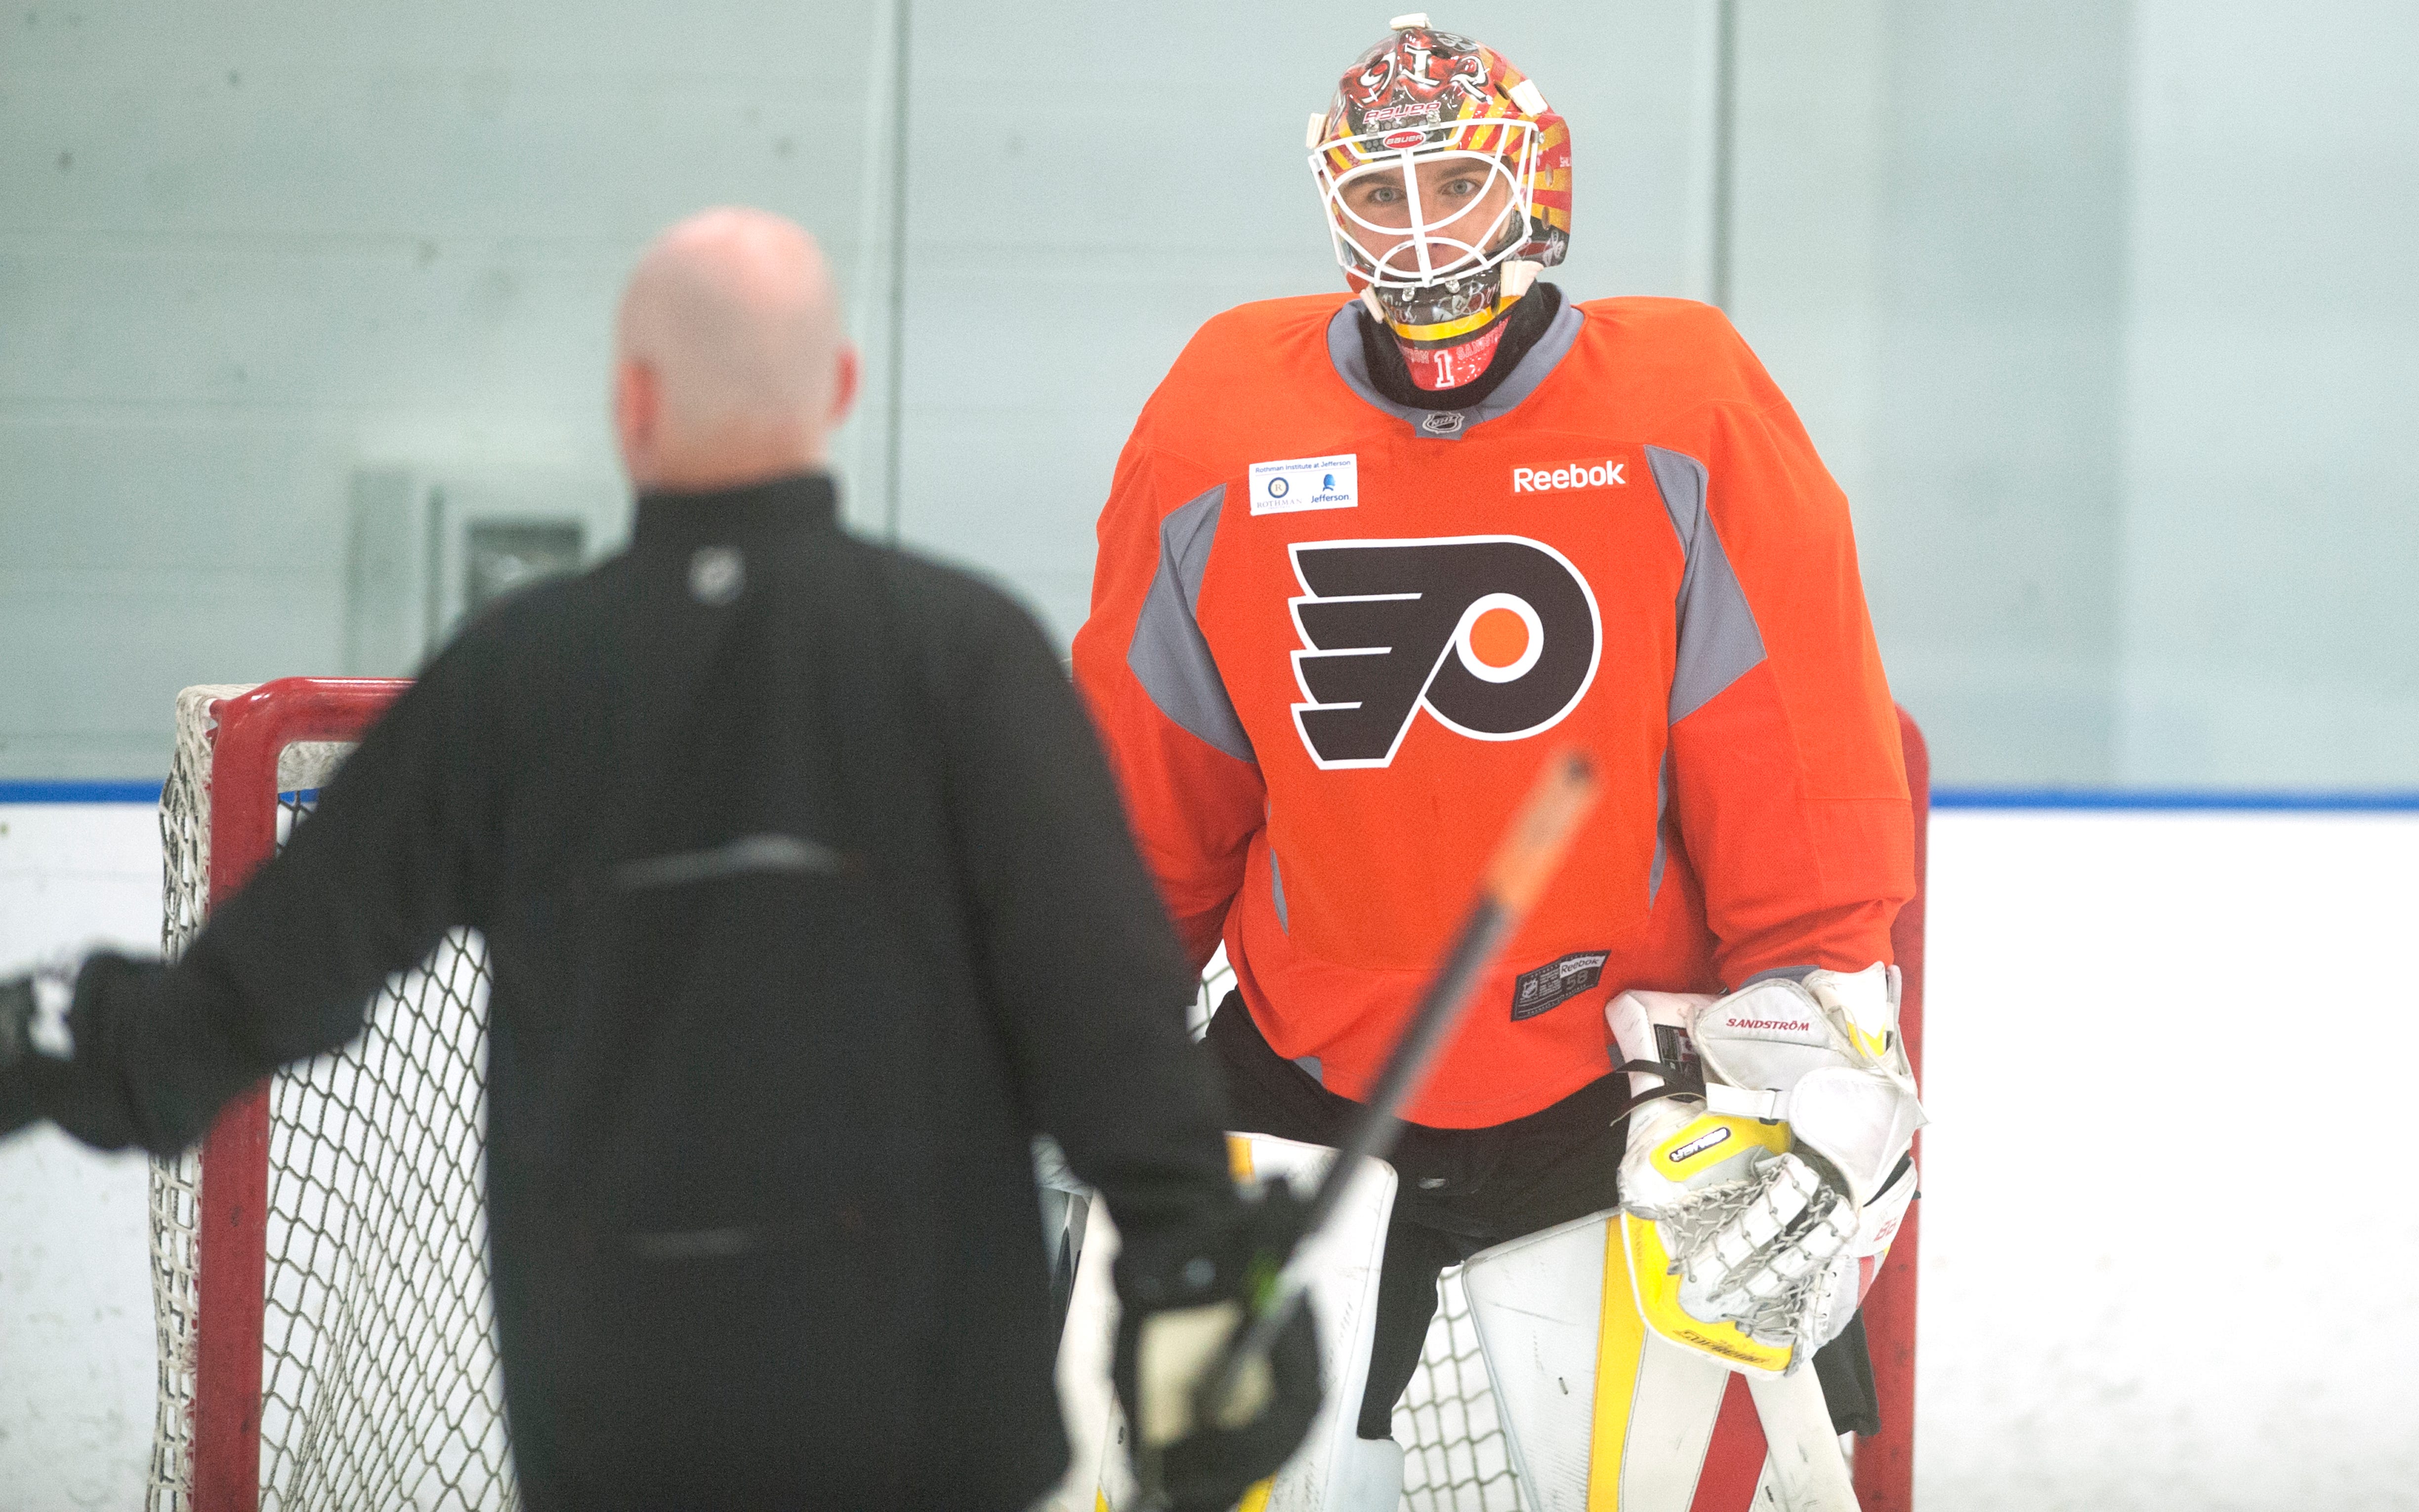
[631,472,839,551]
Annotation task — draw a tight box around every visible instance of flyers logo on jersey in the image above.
[1288,535,1601,769]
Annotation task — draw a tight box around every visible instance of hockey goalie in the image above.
[1067,14,1923,1509]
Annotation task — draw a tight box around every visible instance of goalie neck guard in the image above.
[1308,15,1572,389]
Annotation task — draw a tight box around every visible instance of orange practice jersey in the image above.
[1072,292,1914,1128]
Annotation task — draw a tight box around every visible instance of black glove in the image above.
[1112,1183,1325,1512]
[0,956,150,1149]
[1,972,55,1137]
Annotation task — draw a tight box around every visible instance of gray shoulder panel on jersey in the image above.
[1324,298,1587,440]
[1127,484,1254,762]
[1650,748,1671,906]
[1645,445,1768,725]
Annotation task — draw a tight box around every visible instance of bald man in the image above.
[1,208,1318,1511]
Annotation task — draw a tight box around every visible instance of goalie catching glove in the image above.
[1608,964,1924,1373]
[1112,1181,1324,1512]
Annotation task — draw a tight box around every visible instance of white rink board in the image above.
[1914,809,2419,1512]
[3,801,2418,1511]
[0,802,162,1512]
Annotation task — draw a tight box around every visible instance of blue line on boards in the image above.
[0,780,167,804]
[1931,788,2419,813]
[3,782,2417,814]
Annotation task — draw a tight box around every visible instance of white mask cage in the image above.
[1309,117,1542,289]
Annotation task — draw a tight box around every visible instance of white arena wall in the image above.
[2,798,2416,1512]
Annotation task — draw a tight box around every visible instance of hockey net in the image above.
[150,681,515,1512]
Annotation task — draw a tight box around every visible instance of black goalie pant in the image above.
[1201,994,1880,1442]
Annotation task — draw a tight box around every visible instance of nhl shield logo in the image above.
[1288,534,1601,769]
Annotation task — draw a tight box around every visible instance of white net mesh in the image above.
[1397,1271,1521,1511]
[149,685,517,1512]
[1196,948,1523,1512]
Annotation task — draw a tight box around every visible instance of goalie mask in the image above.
[1308,16,1572,386]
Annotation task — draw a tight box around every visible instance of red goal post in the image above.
[151,678,514,1512]
[152,678,1925,1512]
[1858,705,1927,1512]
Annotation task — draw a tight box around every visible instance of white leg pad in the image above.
[1461,1212,1740,1512]
[1620,1337,1737,1511]
[1323,1433,1405,1512]
[1460,1211,1859,1512]
[1045,1196,1131,1512]
[1743,1367,1859,1512]
[1458,1214,1613,1509]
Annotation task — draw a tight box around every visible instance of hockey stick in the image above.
[1183,749,1600,1448]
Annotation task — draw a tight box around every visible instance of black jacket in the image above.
[63,473,1233,1509]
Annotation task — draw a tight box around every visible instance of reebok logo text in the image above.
[1512,461,1625,493]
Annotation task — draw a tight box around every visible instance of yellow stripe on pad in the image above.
[1587,1217,1647,1510]
[1234,1478,1274,1512]
[1227,1133,1256,1183]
